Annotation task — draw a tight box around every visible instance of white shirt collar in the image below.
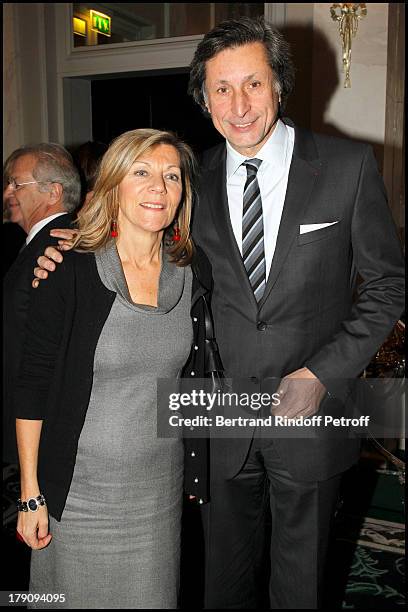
[26,212,68,245]
[226,119,289,179]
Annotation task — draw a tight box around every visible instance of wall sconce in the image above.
[330,3,367,88]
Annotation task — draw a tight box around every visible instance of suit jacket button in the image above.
[257,321,267,331]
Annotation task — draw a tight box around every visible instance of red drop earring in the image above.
[110,220,118,238]
[172,221,181,242]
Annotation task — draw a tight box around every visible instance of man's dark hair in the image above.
[188,16,295,113]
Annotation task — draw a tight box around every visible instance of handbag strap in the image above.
[201,294,215,340]
[191,264,224,375]
[191,267,216,341]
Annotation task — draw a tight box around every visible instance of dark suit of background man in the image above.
[3,144,80,463]
[187,17,405,609]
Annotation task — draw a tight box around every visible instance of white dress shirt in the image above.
[26,212,68,246]
[226,120,295,279]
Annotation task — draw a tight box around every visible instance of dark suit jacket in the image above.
[3,213,75,462]
[2,222,26,276]
[192,121,405,482]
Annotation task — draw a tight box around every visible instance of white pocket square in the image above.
[299,222,339,235]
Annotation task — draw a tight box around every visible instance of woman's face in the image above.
[117,144,183,237]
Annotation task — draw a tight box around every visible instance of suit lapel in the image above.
[258,127,324,309]
[203,149,257,307]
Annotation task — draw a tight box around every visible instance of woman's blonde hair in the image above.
[71,128,196,265]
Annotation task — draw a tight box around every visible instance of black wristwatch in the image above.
[17,494,46,512]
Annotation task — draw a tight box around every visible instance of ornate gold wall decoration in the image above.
[330,3,367,88]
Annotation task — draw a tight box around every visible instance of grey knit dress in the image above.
[29,241,193,609]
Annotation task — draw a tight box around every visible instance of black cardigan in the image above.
[4,213,76,464]
[14,244,213,520]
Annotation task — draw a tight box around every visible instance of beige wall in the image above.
[3,3,50,160]
[311,3,389,161]
[3,4,23,159]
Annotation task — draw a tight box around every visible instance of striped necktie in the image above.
[242,158,266,302]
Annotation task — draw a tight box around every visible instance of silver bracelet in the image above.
[17,494,46,512]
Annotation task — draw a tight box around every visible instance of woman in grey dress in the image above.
[14,129,200,609]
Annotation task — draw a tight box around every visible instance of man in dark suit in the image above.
[3,143,80,464]
[186,17,405,609]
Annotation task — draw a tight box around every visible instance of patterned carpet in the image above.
[335,515,405,608]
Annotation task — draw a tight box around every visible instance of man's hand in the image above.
[272,367,327,419]
[32,228,77,288]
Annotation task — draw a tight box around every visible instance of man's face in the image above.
[3,193,24,226]
[204,42,280,157]
[3,154,48,232]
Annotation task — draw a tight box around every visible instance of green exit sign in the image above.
[90,10,111,37]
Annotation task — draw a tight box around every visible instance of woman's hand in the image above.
[32,229,77,288]
[16,419,49,548]
[17,505,52,550]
